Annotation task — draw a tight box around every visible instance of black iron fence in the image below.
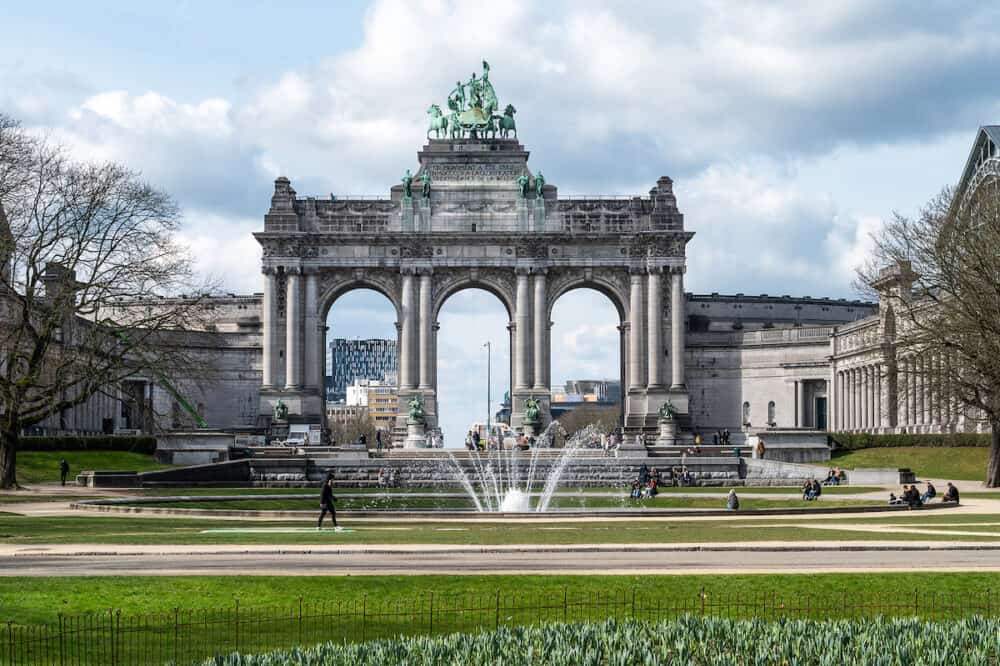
[4,588,998,665]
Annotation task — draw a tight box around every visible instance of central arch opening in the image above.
[436,288,511,448]
[323,288,398,448]
[549,288,624,436]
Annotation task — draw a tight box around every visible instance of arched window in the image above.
[767,401,776,425]
[742,401,751,425]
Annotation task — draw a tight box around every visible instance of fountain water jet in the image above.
[446,422,607,512]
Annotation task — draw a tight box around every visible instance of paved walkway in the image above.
[3,541,1000,576]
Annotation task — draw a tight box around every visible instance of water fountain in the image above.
[446,422,607,512]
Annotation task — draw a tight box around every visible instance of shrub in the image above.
[829,432,990,450]
[192,616,1000,666]
[19,435,157,454]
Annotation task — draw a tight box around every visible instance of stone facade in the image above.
[35,126,1000,444]
[255,138,693,441]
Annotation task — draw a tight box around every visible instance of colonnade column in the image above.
[418,270,433,390]
[533,271,548,392]
[515,268,532,390]
[875,364,883,430]
[854,369,861,431]
[262,269,279,388]
[796,380,808,427]
[646,269,664,389]
[628,270,645,390]
[670,268,686,389]
[284,269,302,389]
[399,270,416,390]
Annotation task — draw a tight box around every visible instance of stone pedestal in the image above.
[655,419,677,446]
[522,421,539,437]
[403,419,428,449]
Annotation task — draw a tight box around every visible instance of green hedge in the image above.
[830,432,991,450]
[19,435,156,454]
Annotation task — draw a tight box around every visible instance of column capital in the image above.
[670,265,687,275]
[629,266,646,277]
[400,266,419,276]
[532,267,548,276]
[262,266,278,276]
[515,266,531,276]
[284,265,302,276]
[417,266,434,277]
[645,264,666,275]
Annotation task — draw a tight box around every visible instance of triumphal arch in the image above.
[255,62,693,444]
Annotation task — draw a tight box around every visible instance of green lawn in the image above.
[832,447,987,481]
[0,512,981,547]
[14,450,174,484]
[3,572,999,625]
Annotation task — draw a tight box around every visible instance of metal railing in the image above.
[4,588,997,665]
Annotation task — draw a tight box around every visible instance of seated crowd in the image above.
[888,481,959,508]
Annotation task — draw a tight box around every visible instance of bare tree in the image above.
[858,184,1000,486]
[0,114,211,488]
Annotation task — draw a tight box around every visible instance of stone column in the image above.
[262,269,279,388]
[908,357,917,427]
[918,355,927,426]
[875,364,883,429]
[303,272,319,389]
[853,369,861,431]
[533,271,548,391]
[670,269,686,389]
[861,367,870,430]
[418,270,433,390]
[400,270,416,390]
[284,270,302,389]
[628,270,645,390]
[646,268,664,389]
[515,268,532,390]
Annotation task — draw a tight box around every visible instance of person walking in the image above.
[318,475,340,531]
[359,432,367,449]
[376,430,383,455]
[59,459,70,486]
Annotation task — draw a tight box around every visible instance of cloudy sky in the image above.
[5,1,999,443]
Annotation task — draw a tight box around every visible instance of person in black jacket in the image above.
[318,476,340,530]
[943,482,960,504]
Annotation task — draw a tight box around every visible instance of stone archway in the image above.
[256,135,693,446]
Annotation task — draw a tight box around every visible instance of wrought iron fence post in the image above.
[913,588,919,617]
[563,587,568,623]
[630,587,636,619]
[297,596,303,645]
[495,589,500,630]
[173,608,179,663]
[109,609,116,666]
[361,593,367,643]
[234,598,240,653]
[428,592,434,634]
[988,589,993,616]
[7,620,13,665]
[58,613,65,666]
[700,587,706,616]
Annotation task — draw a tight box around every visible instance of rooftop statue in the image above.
[434,60,509,139]
[401,169,413,198]
[421,169,431,199]
[517,170,530,199]
[535,171,546,197]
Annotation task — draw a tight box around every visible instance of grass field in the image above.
[0,511,983,547]
[3,572,999,624]
[832,447,987,481]
[14,451,174,484]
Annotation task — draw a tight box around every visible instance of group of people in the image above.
[600,432,621,457]
[629,464,662,499]
[889,481,959,508]
[822,467,847,485]
[802,478,823,501]
[670,466,695,486]
[691,429,732,447]
[376,467,398,488]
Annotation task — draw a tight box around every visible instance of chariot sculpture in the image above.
[427,60,517,140]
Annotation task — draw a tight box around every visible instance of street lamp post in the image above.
[483,341,491,437]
